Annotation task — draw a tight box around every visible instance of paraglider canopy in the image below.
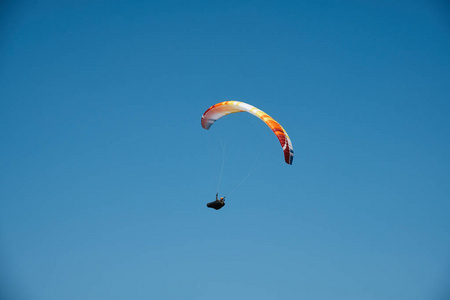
[201,101,294,165]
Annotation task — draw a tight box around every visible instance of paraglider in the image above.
[206,193,226,210]
[202,101,294,209]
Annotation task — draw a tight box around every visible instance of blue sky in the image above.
[1,1,449,299]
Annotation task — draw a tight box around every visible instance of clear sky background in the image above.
[1,1,449,299]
